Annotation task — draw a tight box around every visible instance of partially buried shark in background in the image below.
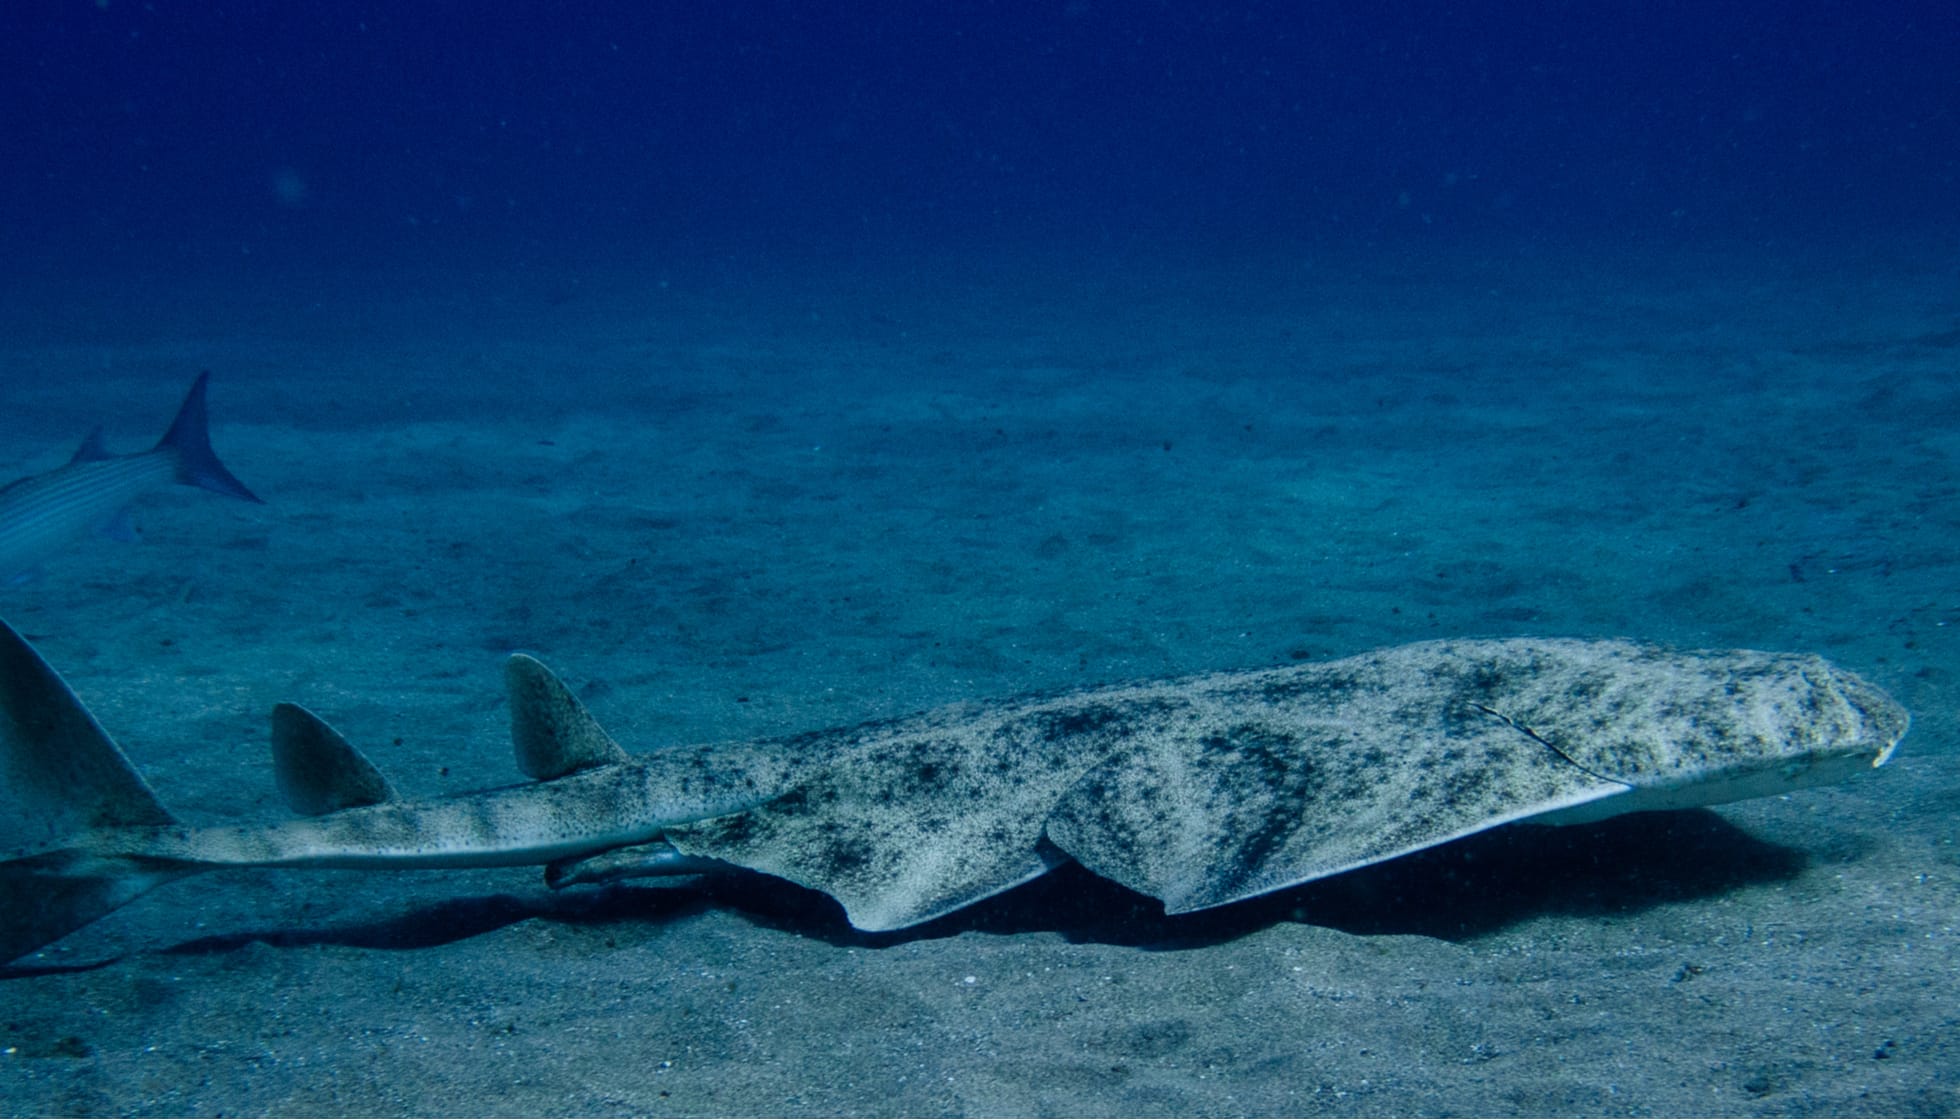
[0,619,1906,963]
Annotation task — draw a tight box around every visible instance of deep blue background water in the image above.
[5,1,1955,277]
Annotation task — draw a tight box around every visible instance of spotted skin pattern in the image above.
[665,639,1905,930]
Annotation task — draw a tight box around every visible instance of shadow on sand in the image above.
[29,807,1813,969]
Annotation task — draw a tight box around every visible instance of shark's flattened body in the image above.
[0,620,1907,963]
[656,639,1904,928]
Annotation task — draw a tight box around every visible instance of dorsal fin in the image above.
[66,427,110,465]
[270,702,398,816]
[0,618,174,848]
[505,654,630,780]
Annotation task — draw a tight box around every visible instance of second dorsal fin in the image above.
[66,427,110,465]
[270,702,399,816]
[505,654,630,780]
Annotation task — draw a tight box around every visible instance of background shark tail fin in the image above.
[0,618,181,964]
[155,370,264,504]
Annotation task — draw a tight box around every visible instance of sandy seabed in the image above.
[0,238,1955,1116]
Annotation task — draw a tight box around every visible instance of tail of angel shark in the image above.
[0,619,185,964]
[0,617,770,966]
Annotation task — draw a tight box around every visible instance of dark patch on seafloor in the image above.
[73,808,1806,967]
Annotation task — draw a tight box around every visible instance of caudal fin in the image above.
[155,371,263,504]
[0,849,184,967]
[0,618,181,964]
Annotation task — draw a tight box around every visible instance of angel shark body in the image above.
[0,619,1905,964]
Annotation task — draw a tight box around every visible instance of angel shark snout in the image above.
[1819,662,1912,769]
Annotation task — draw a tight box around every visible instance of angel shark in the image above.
[0,618,1905,964]
[0,372,260,580]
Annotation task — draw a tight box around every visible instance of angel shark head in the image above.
[1025,638,1908,922]
[1463,641,1908,826]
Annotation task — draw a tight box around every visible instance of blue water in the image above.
[4,2,1954,277]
